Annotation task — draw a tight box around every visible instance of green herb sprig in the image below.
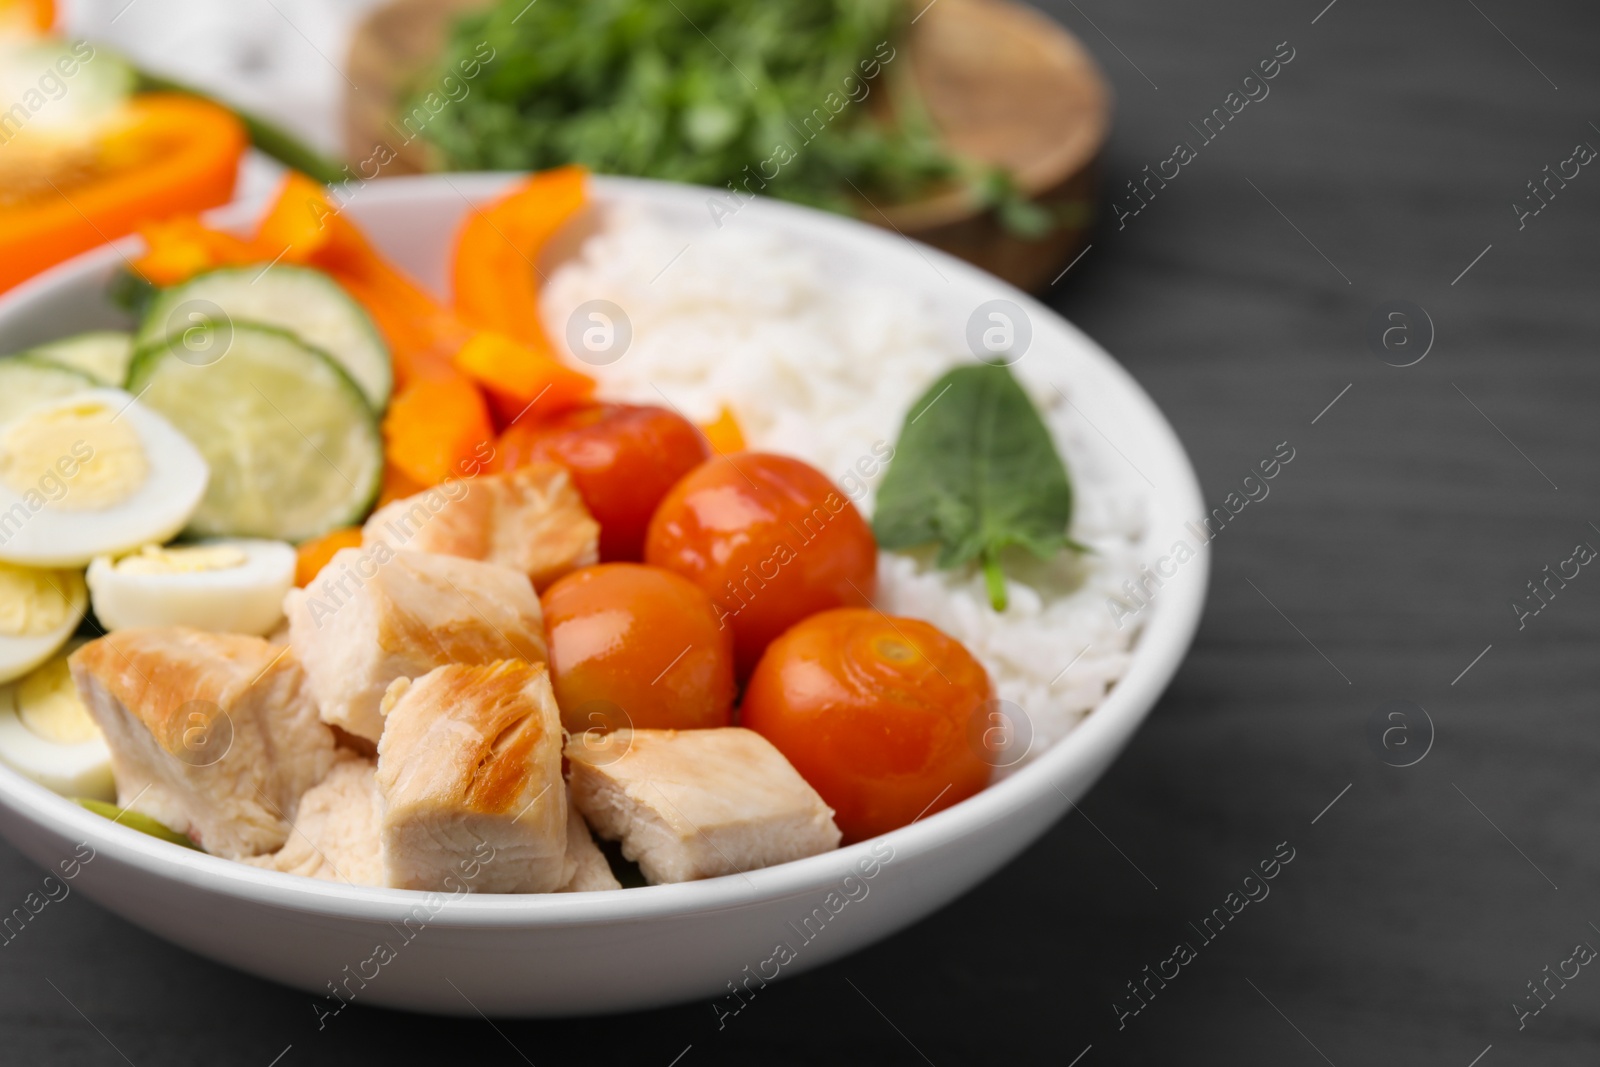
[410,0,1051,235]
[872,363,1076,610]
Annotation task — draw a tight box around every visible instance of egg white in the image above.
[87,539,296,636]
[0,388,208,568]
[0,644,114,800]
[0,569,85,685]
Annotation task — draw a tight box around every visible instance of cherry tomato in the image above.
[742,609,994,843]
[742,607,992,844]
[496,403,708,561]
[540,562,735,734]
[645,451,877,676]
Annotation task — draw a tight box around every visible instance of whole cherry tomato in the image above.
[541,562,735,734]
[497,403,708,561]
[741,608,994,843]
[644,451,877,675]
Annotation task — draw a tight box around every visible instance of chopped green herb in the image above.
[974,167,1055,240]
[408,0,1049,235]
[873,363,1075,611]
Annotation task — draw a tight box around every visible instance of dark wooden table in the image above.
[5,0,1597,1062]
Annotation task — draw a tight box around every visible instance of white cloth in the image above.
[63,0,384,155]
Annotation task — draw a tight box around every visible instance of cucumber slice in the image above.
[136,266,392,409]
[25,331,135,386]
[76,798,200,849]
[127,325,383,542]
[0,357,96,425]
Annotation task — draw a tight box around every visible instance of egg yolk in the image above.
[0,399,147,510]
[0,562,82,637]
[113,543,247,575]
[18,653,100,745]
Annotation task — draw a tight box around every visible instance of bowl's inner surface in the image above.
[0,175,1207,930]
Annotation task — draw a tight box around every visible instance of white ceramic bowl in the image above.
[0,175,1207,1017]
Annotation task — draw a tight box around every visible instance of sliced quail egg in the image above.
[0,389,208,568]
[0,642,114,800]
[87,539,296,635]
[0,561,85,684]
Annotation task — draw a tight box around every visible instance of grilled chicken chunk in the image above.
[567,728,841,884]
[557,795,622,893]
[376,661,567,893]
[284,548,547,743]
[363,464,599,591]
[243,753,383,885]
[70,628,336,859]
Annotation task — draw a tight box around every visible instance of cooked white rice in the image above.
[541,204,1148,773]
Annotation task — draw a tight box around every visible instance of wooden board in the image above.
[343,0,1109,291]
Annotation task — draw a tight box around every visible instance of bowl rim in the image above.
[0,172,1208,927]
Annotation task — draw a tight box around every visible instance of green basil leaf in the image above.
[873,363,1074,610]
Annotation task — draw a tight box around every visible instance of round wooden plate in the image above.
[345,0,1109,292]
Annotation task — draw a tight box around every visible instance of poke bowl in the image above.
[0,173,1206,1016]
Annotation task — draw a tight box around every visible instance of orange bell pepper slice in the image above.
[308,211,469,388]
[119,167,601,495]
[453,330,595,423]
[132,215,257,287]
[133,170,330,285]
[255,177,468,386]
[6,0,53,30]
[382,373,495,488]
[452,166,586,348]
[251,171,339,264]
[376,461,427,508]
[135,170,469,390]
[0,0,54,32]
[294,527,364,587]
[699,405,747,455]
[0,94,245,292]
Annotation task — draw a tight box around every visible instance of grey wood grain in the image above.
[3,0,1596,1063]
